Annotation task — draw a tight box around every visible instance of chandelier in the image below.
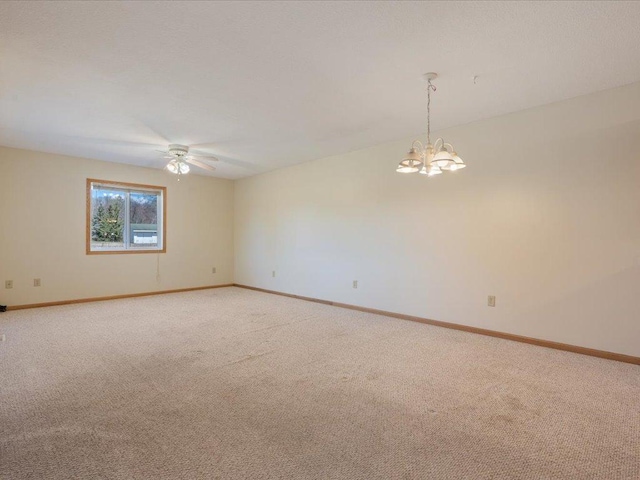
[396,73,466,176]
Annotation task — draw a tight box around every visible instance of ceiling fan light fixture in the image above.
[166,161,178,174]
[161,144,218,176]
[167,159,189,174]
[168,144,189,158]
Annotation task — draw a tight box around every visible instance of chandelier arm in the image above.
[411,140,424,152]
[443,142,454,152]
[433,137,444,150]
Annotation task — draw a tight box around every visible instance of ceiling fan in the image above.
[158,144,218,177]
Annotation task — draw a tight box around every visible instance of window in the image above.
[86,179,166,254]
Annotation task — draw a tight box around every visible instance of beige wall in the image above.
[2,83,639,357]
[234,82,640,357]
[0,147,234,306]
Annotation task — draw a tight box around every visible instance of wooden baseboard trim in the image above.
[234,284,640,366]
[7,284,234,311]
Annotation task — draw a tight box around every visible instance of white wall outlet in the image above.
[212,267,216,274]
[353,280,358,289]
[272,270,276,278]
[488,295,496,307]
[5,280,12,289]
[34,278,41,287]
[0,334,5,342]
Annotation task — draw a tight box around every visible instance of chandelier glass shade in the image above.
[397,73,466,176]
[395,148,423,173]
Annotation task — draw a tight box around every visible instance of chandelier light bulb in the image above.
[433,149,455,168]
[396,160,422,173]
[428,165,442,176]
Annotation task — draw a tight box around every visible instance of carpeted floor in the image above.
[0,287,638,479]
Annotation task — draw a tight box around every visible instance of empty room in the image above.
[1,1,639,479]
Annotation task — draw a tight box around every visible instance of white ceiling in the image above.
[2,1,640,179]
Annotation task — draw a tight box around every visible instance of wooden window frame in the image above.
[86,178,167,255]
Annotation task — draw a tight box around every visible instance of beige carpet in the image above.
[0,287,638,479]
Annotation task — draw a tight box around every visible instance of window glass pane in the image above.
[129,191,159,248]
[88,180,164,253]
[90,188,126,250]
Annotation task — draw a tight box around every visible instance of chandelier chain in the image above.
[426,80,436,145]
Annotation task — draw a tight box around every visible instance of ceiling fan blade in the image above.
[186,158,216,172]
[187,155,217,166]
[62,136,163,149]
[190,149,220,160]
[191,154,219,162]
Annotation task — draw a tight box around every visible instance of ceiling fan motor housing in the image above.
[168,144,189,157]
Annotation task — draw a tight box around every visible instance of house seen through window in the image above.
[87,179,166,253]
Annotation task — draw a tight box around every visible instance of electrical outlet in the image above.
[488,295,496,307]
[353,280,358,289]
[5,280,12,289]
[272,271,276,278]
[34,278,41,287]
[0,334,5,342]
[212,267,216,274]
